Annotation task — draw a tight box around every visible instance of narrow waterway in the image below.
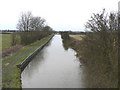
[21,35,85,88]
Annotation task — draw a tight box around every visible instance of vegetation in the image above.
[61,9,118,88]
[16,11,46,31]
[11,31,52,46]
[0,34,1,90]
[82,9,118,88]
[13,11,53,46]
[70,35,84,41]
[2,11,54,88]
[1,33,21,51]
[1,11,53,57]
[118,10,120,88]
[60,31,70,40]
[2,34,12,51]
[0,34,2,51]
[2,35,53,88]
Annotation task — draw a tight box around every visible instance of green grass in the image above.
[2,33,21,51]
[2,34,12,51]
[2,35,54,88]
[0,34,2,51]
[0,34,1,89]
[70,35,85,41]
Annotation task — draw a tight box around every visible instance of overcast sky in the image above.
[0,0,119,31]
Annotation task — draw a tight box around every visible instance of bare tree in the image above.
[16,11,32,31]
[30,17,46,31]
[85,9,118,32]
[17,11,46,31]
[82,9,118,87]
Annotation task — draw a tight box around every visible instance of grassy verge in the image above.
[2,35,54,88]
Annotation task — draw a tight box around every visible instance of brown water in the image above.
[21,35,85,88]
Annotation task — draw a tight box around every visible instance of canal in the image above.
[21,35,85,88]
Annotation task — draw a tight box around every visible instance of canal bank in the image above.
[18,36,53,72]
[63,34,118,88]
[21,35,85,88]
[2,35,54,88]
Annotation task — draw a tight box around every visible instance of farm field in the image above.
[2,34,12,51]
[70,35,85,41]
[2,33,21,51]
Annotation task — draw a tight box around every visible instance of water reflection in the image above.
[21,39,52,81]
[22,35,85,88]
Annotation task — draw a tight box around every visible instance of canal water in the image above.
[21,35,85,88]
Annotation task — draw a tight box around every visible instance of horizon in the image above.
[0,29,86,32]
[0,0,119,31]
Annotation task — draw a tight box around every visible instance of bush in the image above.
[60,31,70,40]
[18,31,50,45]
[79,9,118,88]
[11,31,52,46]
[11,32,20,46]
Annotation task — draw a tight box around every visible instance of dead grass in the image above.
[2,45,23,57]
[70,35,85,41]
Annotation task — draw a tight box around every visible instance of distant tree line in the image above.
[59,31,86,35]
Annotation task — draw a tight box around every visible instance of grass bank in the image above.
[2,35,54,88]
